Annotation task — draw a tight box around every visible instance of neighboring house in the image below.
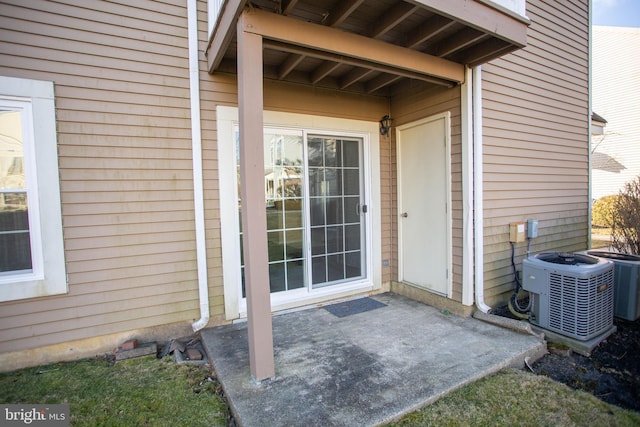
[592,112,607,138]
[0,0,590,376]
[591,26,640,201]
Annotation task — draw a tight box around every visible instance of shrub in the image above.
[611,176,640,255]
[592,195,618,228]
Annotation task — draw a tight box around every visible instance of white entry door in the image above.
[397,113,451,296]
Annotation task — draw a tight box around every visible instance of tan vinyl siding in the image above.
[263,80,388,121]
[481,0,590,304]
[380,115,398,288]
[391,85,463,301]
[0,0,220,353]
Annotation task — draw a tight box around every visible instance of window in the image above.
[0,76,66,301]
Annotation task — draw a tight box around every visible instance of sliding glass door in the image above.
[237,129,365,297]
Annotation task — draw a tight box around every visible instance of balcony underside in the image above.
[207,0,530,96]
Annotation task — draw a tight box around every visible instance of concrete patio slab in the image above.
[201,293,547,427]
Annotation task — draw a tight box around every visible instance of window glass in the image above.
[307,136,363,288]
[239,130,306,296]
[0,109,32,273]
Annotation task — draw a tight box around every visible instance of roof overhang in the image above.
[206,0,530,96]
[591,112,607,136]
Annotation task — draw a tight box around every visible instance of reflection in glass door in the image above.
[237,129,365,297]
[264,130,305,293]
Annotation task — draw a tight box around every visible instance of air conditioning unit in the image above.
[587,251,640,321]
[522,252,614,341]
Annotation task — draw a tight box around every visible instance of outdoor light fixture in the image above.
[379,115,392,136]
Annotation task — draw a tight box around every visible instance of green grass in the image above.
[0,356,229,427]
[3,359,639,427]
[389,369,640,427]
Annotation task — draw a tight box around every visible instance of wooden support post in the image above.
[237,11,275,381]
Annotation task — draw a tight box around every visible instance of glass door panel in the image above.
[239,130,305,296]
[308,136,363,289]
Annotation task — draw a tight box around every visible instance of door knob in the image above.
[401,212,408,218]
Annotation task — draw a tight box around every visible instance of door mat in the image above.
[323,297,387,318]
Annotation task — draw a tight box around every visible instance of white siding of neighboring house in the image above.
[592,26,640,201]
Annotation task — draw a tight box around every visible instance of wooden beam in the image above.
[467,41,518,66]
[206,0,247,73]
[410,0,529,47]
[404,14,456,48]
[281,0,299,15]
[369,2,420,38]
[242,8,464,83]
[237,12,275,382]
[264,40,455,87]
[340,68,375,89]
[366,74,402,93]
[434,28,487,57]
[311,61,342,84]
[278,53,305,79]
[326,0,365,27]
[309,0,365,86]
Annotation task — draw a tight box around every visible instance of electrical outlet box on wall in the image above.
[527,219,539,238]
[509,222,526,243]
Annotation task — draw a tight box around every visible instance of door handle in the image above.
[401,212,408,218]
[356,204,368,215]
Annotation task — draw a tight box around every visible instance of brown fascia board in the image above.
[238,8,465,84]
[413,0,530,47]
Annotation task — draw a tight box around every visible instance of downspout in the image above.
[473,65,491,313]
[587,0,593,249]
[461,67,474,306]
[188,0,210,332]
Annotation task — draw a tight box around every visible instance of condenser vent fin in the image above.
[547,269,613,340]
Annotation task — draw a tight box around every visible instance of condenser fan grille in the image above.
[548,269,614,339]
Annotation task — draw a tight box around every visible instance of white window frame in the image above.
[217,106,382,319]
[0,76,67,301]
